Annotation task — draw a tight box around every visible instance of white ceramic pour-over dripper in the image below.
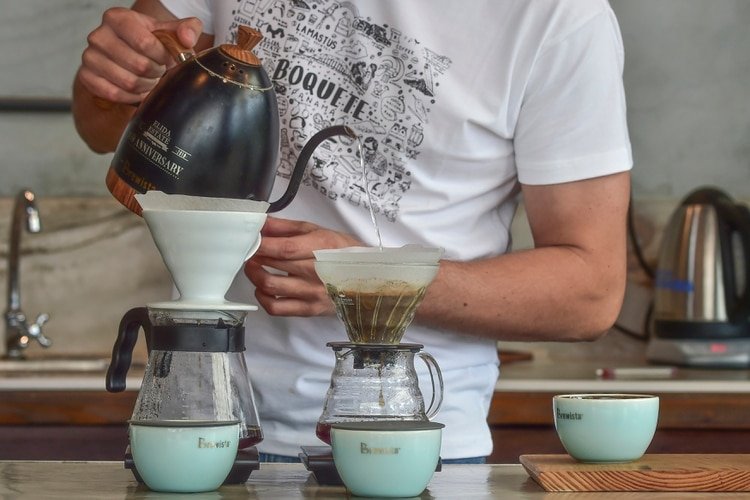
[136,192,268,310]
[313,245,443,343]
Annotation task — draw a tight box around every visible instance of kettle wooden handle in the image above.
[152,29,195,63]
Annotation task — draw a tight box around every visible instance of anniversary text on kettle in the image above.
[128,127,185,178]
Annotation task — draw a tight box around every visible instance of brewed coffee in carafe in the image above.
[314,342,444,444]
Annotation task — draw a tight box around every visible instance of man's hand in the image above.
[244,217,363,317]
[78,7,202,104]
[72,0,213,153]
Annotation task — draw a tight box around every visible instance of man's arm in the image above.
[418,171,630,342]
[245,171,630,343]
[71,0,211,152]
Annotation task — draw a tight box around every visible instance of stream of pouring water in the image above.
[355,136,384,250]
[354,134,385,408]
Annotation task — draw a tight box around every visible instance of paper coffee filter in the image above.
[314,260,439,292]
[136,190,267,308]
[313,244,443,264]
[135,191,270,213]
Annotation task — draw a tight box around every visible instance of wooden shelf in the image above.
[0,391,136,425]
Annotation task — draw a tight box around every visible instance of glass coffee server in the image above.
[301,246,446,483]
[105,191,269,487]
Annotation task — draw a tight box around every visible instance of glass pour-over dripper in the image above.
[313,245,443,344]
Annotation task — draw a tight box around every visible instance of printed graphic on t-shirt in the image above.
[227,0,451,222]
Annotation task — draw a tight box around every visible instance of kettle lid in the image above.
[219,26,263,66]
[196,26,271,90]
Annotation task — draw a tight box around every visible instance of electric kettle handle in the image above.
[721,202,750,321]
[105,307,151,393]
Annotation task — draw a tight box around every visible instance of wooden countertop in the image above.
[0,461,745,499]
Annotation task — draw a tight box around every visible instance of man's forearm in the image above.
[417,246,626,343]
[72,72,136,154]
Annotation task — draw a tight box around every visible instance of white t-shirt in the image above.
[160,0,632,459]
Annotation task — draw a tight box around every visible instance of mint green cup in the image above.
[331,421,444,498]
[129,420,239,493]
[553,394,659,463]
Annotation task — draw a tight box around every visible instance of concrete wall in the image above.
[1,1,748,199]
[0,0,122,196]
[613,0,750,199]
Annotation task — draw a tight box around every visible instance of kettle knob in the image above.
[219,26,262,66]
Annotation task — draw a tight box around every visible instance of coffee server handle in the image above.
[106,307,151,393]
[418,352,444,419]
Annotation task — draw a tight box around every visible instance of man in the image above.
[73,0,632,462]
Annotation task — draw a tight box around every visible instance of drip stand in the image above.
[299,446,441,486]
[299,446,343,485]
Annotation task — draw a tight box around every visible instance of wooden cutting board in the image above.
[520,454,750,492]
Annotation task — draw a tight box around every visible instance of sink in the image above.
[0,357,110,373]
[0,355,146,391]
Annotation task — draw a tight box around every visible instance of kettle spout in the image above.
[268,125,358,213]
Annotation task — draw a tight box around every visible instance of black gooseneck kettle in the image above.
[106,25,356,215]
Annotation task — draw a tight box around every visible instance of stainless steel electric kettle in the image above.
[648,187,750,366]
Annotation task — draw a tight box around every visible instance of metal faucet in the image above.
[3,189,50,359]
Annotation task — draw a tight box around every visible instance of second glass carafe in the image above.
[316,342,443,444]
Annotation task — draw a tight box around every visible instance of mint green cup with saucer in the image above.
[129,419,240,493]
[553,394,659,463]
[331,421,444,498]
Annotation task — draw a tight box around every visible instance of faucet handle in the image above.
[26,313,52,348]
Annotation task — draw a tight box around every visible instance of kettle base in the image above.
[646,336,750,368]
